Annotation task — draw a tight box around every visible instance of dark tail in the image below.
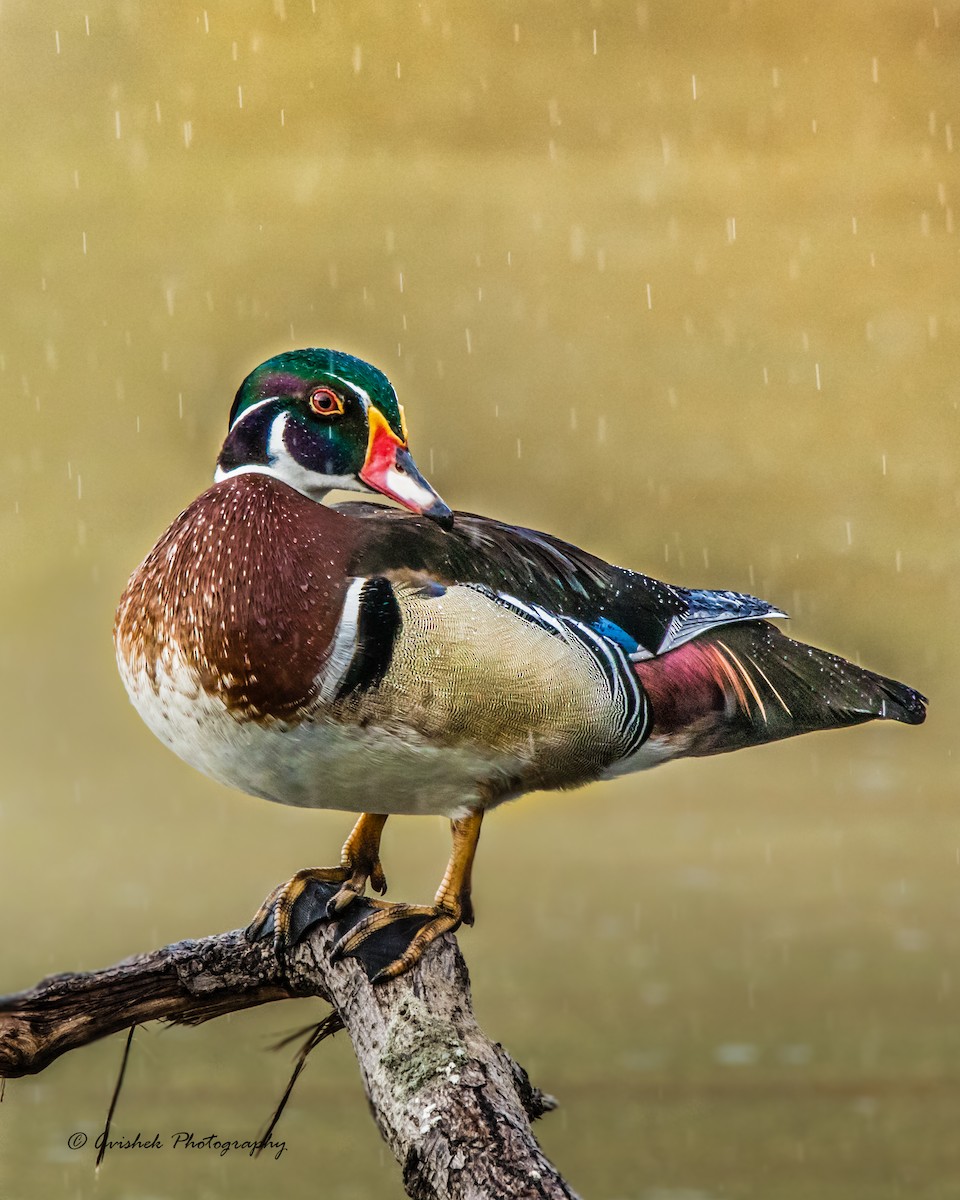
[634,621,926,759]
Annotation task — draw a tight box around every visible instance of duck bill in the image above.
[359,408,453,526]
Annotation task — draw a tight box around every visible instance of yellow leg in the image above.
[247,812,389,946]
[333,808,484,981]
[333,812,389,907]
[434,809,482,923]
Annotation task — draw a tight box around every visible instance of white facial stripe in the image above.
[228,394,278,431]
[267,410,289,459]
[325,373,371,408]
[321,373,402,434]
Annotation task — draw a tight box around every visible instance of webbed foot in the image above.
[247,808,483,983]
[333,808,483,981]
[332,898,467,982]
[246,813,388,948]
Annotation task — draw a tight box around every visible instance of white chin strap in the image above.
[215,411,362,500]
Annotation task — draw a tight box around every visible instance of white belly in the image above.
[118,647,525,818]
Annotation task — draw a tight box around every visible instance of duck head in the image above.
[215,348,452,525]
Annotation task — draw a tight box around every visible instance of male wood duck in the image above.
[115,349,926,980]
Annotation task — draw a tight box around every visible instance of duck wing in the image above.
[337,502,783,660]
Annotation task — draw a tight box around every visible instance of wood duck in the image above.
[115,349,927,980]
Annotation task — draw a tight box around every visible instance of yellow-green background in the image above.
[1,2,957,1197]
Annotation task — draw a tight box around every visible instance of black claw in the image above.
[324,889,358,920]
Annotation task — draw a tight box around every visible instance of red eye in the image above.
[309,387,343,415]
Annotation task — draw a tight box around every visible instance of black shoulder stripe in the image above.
[334,576,401,702]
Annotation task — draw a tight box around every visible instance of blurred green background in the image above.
[1,2,957,1197]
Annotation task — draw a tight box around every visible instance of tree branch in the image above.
[0,888,579,1200]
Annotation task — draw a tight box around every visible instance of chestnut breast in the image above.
[115,474,355,720]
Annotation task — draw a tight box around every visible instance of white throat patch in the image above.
[214,409,362,501]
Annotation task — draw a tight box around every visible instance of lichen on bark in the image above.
[381,994,468,1103]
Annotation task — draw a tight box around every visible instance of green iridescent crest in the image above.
[229,348,405,440]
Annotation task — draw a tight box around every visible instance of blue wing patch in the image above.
[590,617,640,655]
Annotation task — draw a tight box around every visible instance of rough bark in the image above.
[0,897,579,1200]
